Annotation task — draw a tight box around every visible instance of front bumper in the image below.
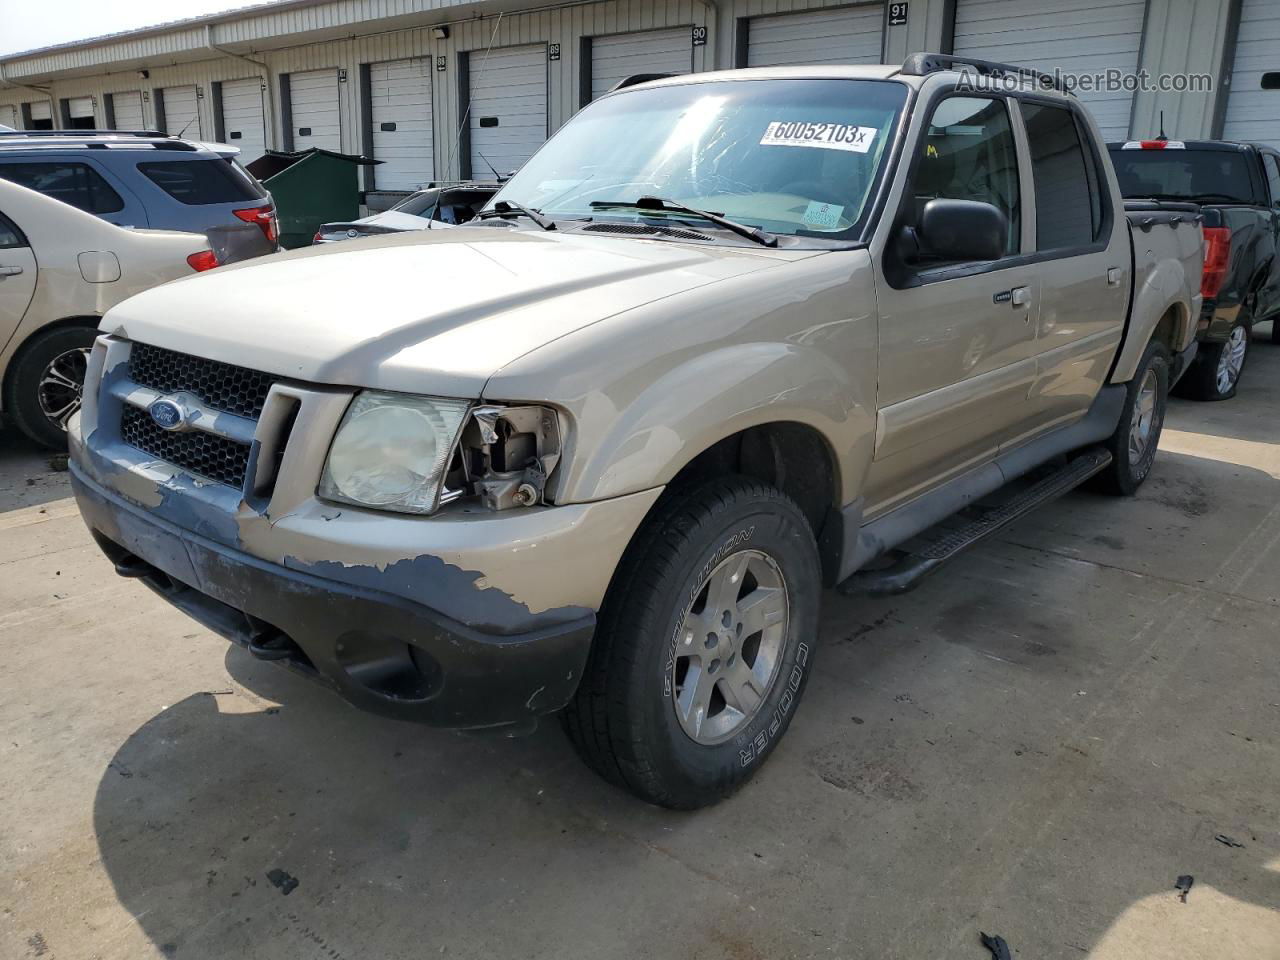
[72,464,598,729]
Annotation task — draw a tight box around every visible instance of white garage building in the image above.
[0,0,1276,205]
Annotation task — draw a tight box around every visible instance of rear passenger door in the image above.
[1015,99,1129,441]
[867,95,1039,515]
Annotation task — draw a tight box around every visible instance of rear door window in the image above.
[0,161,124,214]
[1263,154,1280,208]
[1019,102,1103,251]
[136,158,266,205]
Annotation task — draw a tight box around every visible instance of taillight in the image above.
[313,230,324,244]
[234,203,279,247]
[1201,227,1231,299]
[187,250,219,272]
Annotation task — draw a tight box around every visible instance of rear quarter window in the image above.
[0,161,124,214]
[137,158,266,205]
[0,210,26,248]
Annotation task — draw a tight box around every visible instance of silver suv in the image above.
[69,56,1203,808]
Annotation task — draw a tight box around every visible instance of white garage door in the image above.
[468,45,547,178]
[370,58,433,191]
[162,85,201,138]
[28,101,52,128]
[1222,0,1280,150]
[221,77,268,162]
[290,68,341,152]
[68,97,94,121]
[0,104,16,129]
[746,5,885,68]
[111,91,145,131]
[953,0,1146,141]
[590,27,692,100]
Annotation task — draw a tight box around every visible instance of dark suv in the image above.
[0,130,279,263]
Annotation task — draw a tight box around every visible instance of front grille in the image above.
[120,406,251,488]
[129,342,277,419]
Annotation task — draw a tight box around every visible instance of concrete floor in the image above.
[2,331,1278,960]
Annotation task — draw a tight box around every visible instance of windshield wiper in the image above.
[589,196,778,247]
[476,200,556,231]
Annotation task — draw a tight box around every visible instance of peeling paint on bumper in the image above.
[72,464,604,729]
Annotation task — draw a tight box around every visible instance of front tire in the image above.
[1094,340,1169,496]
[4,324,97,449]
[562,477,821,809]
[1176,322,1249,401]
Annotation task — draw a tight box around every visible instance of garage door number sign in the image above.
[760,121,877,153]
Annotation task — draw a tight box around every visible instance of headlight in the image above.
[318,391,470,514]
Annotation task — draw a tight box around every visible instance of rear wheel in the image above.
[1094,340,1169,496]
[1176,322,1250,401]
[4,325,97,449]
[562,476,821,809]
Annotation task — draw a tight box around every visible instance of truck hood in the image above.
[101,226,814,397]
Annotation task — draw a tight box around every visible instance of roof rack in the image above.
[900,52,1071,94]
[607,72,676,94]
[0,128,170,138]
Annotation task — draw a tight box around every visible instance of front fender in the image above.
[556,341,874,504]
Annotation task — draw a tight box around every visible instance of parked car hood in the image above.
[100,226,817,397]
[324,210,443,235]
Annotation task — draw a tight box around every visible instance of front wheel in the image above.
[562,477,821,809]
[1093,340,1170,496]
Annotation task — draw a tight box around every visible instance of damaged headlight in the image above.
[318,391,470,514]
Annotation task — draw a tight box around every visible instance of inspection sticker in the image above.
[802,201,845,229]
[759,121,877,153]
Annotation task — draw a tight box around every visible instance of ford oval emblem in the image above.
[148,398,186,431]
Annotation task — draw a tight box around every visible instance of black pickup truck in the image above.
[1108,139,1280,400]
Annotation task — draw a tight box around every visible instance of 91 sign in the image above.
[888,2,908,26]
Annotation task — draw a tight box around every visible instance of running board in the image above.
[839,447,1113,596]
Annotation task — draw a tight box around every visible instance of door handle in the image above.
[1106,267,1123,286]
[0,264,22,277]
[1010,285,1031,307]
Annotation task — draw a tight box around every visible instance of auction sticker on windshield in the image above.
[760,121,877,153]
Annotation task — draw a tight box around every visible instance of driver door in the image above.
[864,95,1038,517]
[0,209,37,354]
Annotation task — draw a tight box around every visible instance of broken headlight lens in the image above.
[318,392,471,514]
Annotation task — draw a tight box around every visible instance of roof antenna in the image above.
[1157,110,1167,142]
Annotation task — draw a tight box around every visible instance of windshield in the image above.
[488,78,907,241]
[1108,148,1257,203]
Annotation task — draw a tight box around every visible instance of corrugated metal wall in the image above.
[0,0,1262,176]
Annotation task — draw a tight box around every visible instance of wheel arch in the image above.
[1,314,102,411]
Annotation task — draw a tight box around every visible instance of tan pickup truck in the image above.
[68,54,1203,809]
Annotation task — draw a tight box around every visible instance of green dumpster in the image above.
[245,149,378,249]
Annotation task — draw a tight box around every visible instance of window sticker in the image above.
[802,200,845,229]
[759,121,877,153]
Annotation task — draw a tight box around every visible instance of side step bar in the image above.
[840,447,1113,597]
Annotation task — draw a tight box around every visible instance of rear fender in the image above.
[1111,234,1201,382]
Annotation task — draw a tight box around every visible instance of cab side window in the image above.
[1019,101,1103,250]
[1262,154,1280,208]
[905,96,1021,258]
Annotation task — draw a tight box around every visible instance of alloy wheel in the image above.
[37,347,90,432]
[1215,325,1248,395]
[670,548,788,745]
[1128,368,1159,466]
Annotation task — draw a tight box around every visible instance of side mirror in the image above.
[917,198,1009,262]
